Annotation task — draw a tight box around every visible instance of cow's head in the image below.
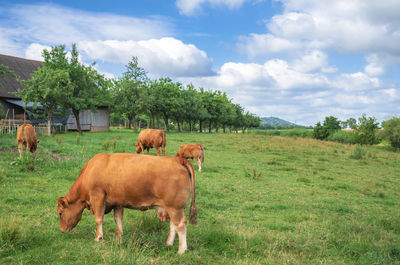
[57,196,85,233]
[133,143,141,154]
[30,140,39,153]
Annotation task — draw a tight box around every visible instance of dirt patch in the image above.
[51,153,70,161]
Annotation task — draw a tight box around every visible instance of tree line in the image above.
[10,44,260,134]
[112,56,260,133]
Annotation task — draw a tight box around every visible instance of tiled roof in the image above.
[0,54,42,99]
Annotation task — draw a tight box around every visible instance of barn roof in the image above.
[0,54,42,99]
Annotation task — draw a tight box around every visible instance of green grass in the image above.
[1,129,400,264]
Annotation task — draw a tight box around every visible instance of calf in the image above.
[176,144,204,172]
[16,124,39,157]
[134,129,166,156]
[57,153,196,254]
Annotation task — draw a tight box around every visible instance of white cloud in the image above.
[24,43,51,61]
[78,38,214,77]
[176,0,248,16]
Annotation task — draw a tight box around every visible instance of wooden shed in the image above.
[67,106,109,132]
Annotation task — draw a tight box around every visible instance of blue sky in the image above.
[0,0,399,126]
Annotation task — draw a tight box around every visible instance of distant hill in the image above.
[260,117,296,126]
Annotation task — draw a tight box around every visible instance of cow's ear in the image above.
[133,143,138,147]
[37,140,40,144]
[58,197,69,208]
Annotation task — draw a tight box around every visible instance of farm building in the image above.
[0,53,110,132]
[67,107,109,132]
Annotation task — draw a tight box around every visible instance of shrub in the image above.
[354,114,381,145]
[350,144,366,159]
[327,130,357,144]
[313,116,341,140]
[380,117,400,149]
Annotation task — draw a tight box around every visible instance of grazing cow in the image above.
[134,129,166,156]
[57,153,196,254]
[16,124,39,157]
[176,144,205,172]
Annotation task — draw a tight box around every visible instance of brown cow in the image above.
[16,124,39,157]
[176,144,205,172]
[134,129,166,156]
[57,153,196,254]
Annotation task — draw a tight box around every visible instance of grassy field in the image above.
[0,128,399,264]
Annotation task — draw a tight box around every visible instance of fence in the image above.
[0,119,66,135]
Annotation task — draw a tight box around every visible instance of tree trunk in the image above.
[189,121,192,132]
[152,115,155,129]
[47,109,51,136]
[199,120,203,133]
[164,116,169,132]
[177,121,181,132]
[132,116,137,131]
[209,119,212,133]
[128,115,132,129]
[215,121,219,133]
[73,109,82,135]
[223,124,226,133]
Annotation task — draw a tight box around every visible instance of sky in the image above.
[0,0,399,126]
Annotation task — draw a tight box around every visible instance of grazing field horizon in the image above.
[1,129,399,264]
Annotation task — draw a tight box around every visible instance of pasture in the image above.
[0,129,399,264]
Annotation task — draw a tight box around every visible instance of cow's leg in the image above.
[162,146,165,156]
[166,221,176,246]
[113,207,124,240]
[91,193,106,241]
[155,147,160,156]
[168,209,187,254]
[196,157,202,172]
[18,142,23,157]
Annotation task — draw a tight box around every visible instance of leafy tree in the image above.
[0,64,16,84]
[112,57,147,130]
[341,117,357,129]
[380,117,400,149]
[64,44,110,135]
[353,114,380,145]
[19,63,72,135]
[19,44,110,135]
[313,116,341,140]
[181,84,203,132]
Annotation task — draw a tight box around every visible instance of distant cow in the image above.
[134,129,166,156]
[16,124,39,157]
[57,153,196,254]
[176,144,204,172]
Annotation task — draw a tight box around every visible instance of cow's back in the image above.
[138,129,166,147]
[81,153,191,208]
[17,124,37,143]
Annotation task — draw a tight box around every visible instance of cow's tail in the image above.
[199,144,204,163]
[180,158,197,224]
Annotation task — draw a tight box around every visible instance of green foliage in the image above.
[9,152,38,171]
[313,122,328,140]
[18,44,111,135]
[0,217,22,249]
[0,64,16,84]
[350,144,367,159]
[354,114,381,145]
[327,130,357,144]
[380,117,400,149]
[313,116,341,140]
[0,107,5,119]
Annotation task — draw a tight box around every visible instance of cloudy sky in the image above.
[1,0,399,126]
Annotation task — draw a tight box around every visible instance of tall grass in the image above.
[0,129,399,264]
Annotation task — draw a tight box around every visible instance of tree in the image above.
[354,114,380,145]
[19,63,72,135]
[313,116,341,140]
[63,44,110,135]
[112,57,147,130]
[380,117,400,149]
[19,44,110,135]
[0,64,16,83]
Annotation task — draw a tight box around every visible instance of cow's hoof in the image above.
[94,236,103,242]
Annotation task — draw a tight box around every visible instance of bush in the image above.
[313,116,341,140]
[380,117,400,149]
[327,130,357,144]
[354,114,381,145]
[350,144,366,159]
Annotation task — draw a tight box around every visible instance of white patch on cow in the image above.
[176,220,187,254]
[167,221,176,246]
